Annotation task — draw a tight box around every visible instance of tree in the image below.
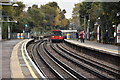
[41,4,56,28]
[72,3,81,29]
[27,2,61,33]
[61,18,69,29]
[46,2,58,8]
[72,1,120,41]
[53,8,60,28]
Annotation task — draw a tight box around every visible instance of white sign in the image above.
[117,24,120,43]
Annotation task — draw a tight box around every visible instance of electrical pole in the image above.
[87,20,90,40]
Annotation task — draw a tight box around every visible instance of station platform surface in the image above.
[1,40,22,78]
[65,39,120,56]
[1,39,42,79]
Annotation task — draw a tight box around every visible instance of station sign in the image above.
[117,24,120,43]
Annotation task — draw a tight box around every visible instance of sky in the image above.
[16,0,81,19]
[15,0,120,18]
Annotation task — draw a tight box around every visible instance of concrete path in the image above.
[1,40,22,78]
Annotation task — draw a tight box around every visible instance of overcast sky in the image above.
[17,0,82,19]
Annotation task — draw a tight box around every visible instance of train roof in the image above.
[52,30,62,32]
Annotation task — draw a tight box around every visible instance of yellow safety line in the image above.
[21,41,38,79]
[11,40,26,78]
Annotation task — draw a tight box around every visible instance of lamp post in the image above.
[84,15,86,33]
[8,3,18,40]
[116,12,120,44]
[87,20,90,40]
[80,14,89,40]
[96,17,101,42]
[98,17,101,42]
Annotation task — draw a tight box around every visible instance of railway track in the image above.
[58,43,120,76]
[52,43,120,79]
[29,40,119,80]
[31,40,84,79]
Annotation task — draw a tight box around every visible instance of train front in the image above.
[50,30,64,42]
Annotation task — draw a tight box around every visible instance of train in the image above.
[50,30,64,42]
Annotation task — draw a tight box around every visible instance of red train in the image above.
[50,30,64,42]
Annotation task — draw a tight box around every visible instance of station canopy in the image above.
[0,0,12,6]
[0,0,11,2]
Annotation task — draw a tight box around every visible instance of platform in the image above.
[1,39,44,79]
[1,40,22,78]
[64,39,120,56]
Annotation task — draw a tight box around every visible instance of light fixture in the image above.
[13,3,18,7]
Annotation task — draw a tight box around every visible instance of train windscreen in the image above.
[52,31,62,36]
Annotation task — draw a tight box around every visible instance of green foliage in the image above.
[2,1,69,39]
[72,2,120,40]
[28,6,45,27]
[61,18,69,29]
[26,1,69,33]
[79,2,92,16]
[46,2,58,8]
[40,4,56,27]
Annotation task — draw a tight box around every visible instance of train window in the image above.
[52,31,62,36]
